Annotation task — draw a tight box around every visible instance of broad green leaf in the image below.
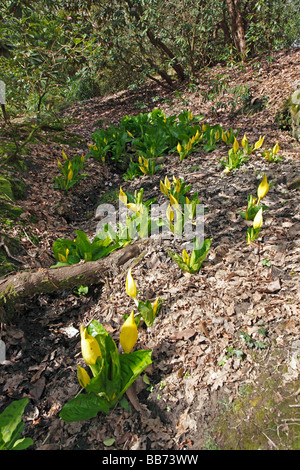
[0,398,29,446]
[167,250,190,273]
[118,350,152,398]
[103,438,115,446]
[189,238,212,272]
[59,393,110,422]
[137,300,155,326]
[12,437,34,450]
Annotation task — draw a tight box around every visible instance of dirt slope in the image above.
[0,48,299,450]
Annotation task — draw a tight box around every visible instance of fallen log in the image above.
[0,241,144,323]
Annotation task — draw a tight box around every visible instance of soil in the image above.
[0,47,299,451]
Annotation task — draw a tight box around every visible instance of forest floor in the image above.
[0,48,299,451]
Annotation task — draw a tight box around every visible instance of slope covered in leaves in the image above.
[0,48,299,450]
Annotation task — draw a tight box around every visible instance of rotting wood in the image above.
[0,240,144,323]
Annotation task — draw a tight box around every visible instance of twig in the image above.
[262,431,279,449]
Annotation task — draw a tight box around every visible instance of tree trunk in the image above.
[125,0,185,83]
[0,241,146,323]
[225,0,247,61]
[1,103,8,123]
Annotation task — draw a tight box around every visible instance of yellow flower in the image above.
[174,178,181,196]
[254,135,265,151]
[58,248,69,263]
[127,130,134,138]
[81,154,85,163]
[233,137,239,153]
[185,140,192,152]
[166,204,174,222]
[126,268,137,299]
[77,365,91,388]
[221,131,227,143]
[152,297,160,318]
[80,325,102,366]
[241,134,248,149]
[164,176,171,190]
[119,187,127,205]
[177,142,182,154]
[257,173,269,203]
[62,150,68,160]
[215,129,220,140]
[202,123,207,132]
[169,193,179,209]
[273,142,279,155]
[253,208,263,229]
[57,158,63,168]
[119,311,138,354]
[160,180,169,196]
[182,248,190,266]
[67,168,73,182]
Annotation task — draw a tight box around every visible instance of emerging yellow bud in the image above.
[257,173,269,203]
[166,204,174,222]
[62,150,68,160]
[67,169,73,182]
[169,193,179,208]
[273,142,279,155]
[77,365,91,388]
[119,187,127,205]
[233,137,239,153]
[182,248,190,266]
[221,131,227,143]
[160,180,169,196]
[119,311,138,354]
[126,268,137,299]
[241,134,248,149]
[177,142,182,154]
[253,208,263,229]
[57,248,69,263]
[215,129,220,140]
[152,297,160,318]
[164,176,171,190]
[185,140,192,152]
[254,135,265,150]
[80,325,102,366]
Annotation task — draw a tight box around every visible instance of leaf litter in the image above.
[0,48,299,450]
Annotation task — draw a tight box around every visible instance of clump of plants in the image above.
[125,267,162,327]
[59,320,152,422]
[54,150,87,191]
[52,229,130,267]
[0,398,33,450]
[168,237,212,274]
[240,174,270,244]
[220,135,265,173]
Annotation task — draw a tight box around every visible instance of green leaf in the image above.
[118,349,152,398]
[12,437,34,450]
[189,238,212,272]
[87,321,121,401]
[0,398,29,450]
[103,438,115,447]
[167,250,190,272]
[59,393,110,423]
[137,300,155,326]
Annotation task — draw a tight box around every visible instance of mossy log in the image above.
[0,241,143,323]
